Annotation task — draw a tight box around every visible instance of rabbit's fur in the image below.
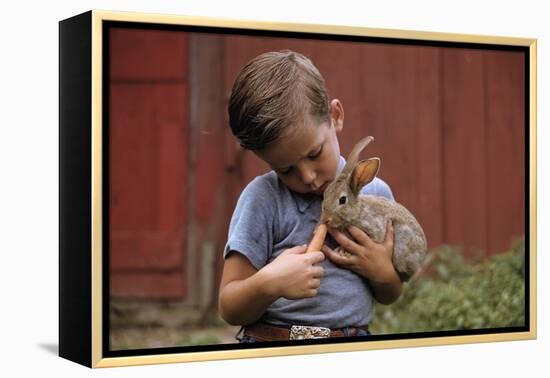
[320,136,427,281]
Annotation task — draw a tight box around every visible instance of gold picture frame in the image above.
[59,9,537,368]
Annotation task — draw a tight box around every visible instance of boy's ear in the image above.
[329,99,344,132]
[350,158,379,194]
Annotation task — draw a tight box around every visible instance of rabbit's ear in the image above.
[343,136,374,176]
[350,158,380,195]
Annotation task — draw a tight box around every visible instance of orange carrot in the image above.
[306,223,328,252]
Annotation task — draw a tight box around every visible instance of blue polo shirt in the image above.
[223,156,394,328]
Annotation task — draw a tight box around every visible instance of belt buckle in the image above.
[289,325,331,340]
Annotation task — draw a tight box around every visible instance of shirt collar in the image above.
[291,156,347,213]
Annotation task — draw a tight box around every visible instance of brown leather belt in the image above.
[243,322,369,341]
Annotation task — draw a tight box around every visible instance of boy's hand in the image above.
[322,221,396,284]
[260,245,325,300]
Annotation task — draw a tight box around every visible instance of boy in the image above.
[219,50,402,342]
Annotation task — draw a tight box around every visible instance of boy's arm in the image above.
[366,263,402,305]
[218,252,278,326]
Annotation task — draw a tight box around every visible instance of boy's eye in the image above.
[276,145,323,174]
[309,146,323,159]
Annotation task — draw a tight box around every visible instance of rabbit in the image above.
[320,136,427,281]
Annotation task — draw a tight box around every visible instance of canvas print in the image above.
[105,23,527,354]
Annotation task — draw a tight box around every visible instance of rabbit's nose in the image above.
[320,214,333,223]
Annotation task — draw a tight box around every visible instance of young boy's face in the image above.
[255,100,344,196]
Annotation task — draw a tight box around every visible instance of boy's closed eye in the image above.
[276,145,324,175]
[308,145,323,159]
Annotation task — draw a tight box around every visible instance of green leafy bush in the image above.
[370,239,525,334]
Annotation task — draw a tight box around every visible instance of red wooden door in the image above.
[109,28,189,299]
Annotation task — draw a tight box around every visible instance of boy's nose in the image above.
[298,167,316,186]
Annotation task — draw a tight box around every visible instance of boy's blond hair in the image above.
[228,50,330,151]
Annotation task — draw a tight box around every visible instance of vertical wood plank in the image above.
[413,47,444,250]
[187,33,228,307]
[109,29,188,299]
[484,50,525,255]
[441,48,488,257]
[109,83,188,297]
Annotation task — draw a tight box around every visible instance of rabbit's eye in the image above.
[339,196,347,205]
